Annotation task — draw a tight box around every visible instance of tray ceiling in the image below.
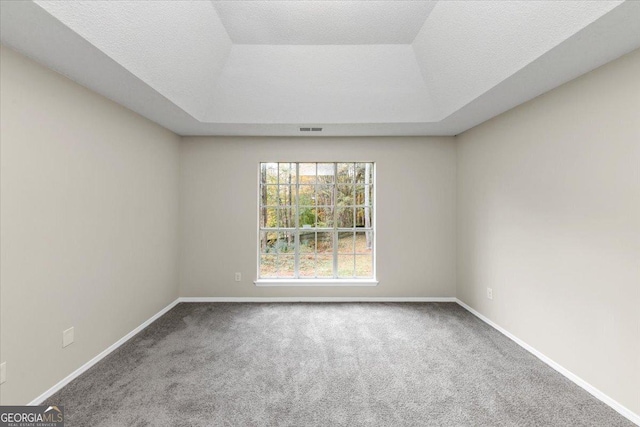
[212,1,437,45]
[1,0,639,136]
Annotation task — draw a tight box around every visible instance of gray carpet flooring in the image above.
[46,303,632,426]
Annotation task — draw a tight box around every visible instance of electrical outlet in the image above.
[0,362,6,384]
[63,327,74,348]
[235,272,242,282]
[487,288,493,300]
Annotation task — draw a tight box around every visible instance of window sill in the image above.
[254,279,379,287]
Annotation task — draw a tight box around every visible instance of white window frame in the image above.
[255,162,378,287]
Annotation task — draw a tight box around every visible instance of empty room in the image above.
[0,0,639,426]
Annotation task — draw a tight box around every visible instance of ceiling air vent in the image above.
[299,127,323,132]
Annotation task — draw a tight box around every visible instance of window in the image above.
[258,162,375,282]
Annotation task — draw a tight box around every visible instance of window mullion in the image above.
[352,164,357,277]
[333,162,338,279]
[276,164,280,277]
[294,163,300,278]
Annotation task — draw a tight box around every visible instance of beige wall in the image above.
[457,49,640,414]
[0,46,180,404]
[179,137,457,298]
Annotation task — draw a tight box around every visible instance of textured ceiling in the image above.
[413,0,625,119]
[211,1,437,45]
[206,45,434,123]
[31,0,231,120]
[1,0,639,136]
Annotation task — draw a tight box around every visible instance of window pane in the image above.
[355,254,373,278]
[260,254,277,277]
[355,207,373,228]
[262,185,278,206]
[316,183,334,206]
[316,207,334,228]
[299,253,315,278]
[261,207,278,228]
[260,231,278,253]
[277,255,295,277]
[355,185,366,206]
[337,207,354,228]
[355,163,368,184]
[317,163,334,184]
[355,231,373,254]
[299,207,316,228]
[297,185,315,205]
[278,163,297,184]
[299,163,316,184]
[338,232,354,254]
[317,232,333,253]
[261,163,278,184]
[316,255,333,278]
[276,232,296,253]
[299,231,315,253]
[338,255,355,278]
[337,163,355,184]
[278,207,296,228]
[278,185,294,206]
[336,185,354,206]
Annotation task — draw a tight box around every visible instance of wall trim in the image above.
[455,298,640,426]
[254,279,379,287]
[27,296,452,404]
[28,298,181,405]
[178,296,456,303]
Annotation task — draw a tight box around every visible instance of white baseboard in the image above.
[28,298,181,405]
[455,298,640,426]
[178,296,457,303]
[28,296,451,404]
[28,295,638,425]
